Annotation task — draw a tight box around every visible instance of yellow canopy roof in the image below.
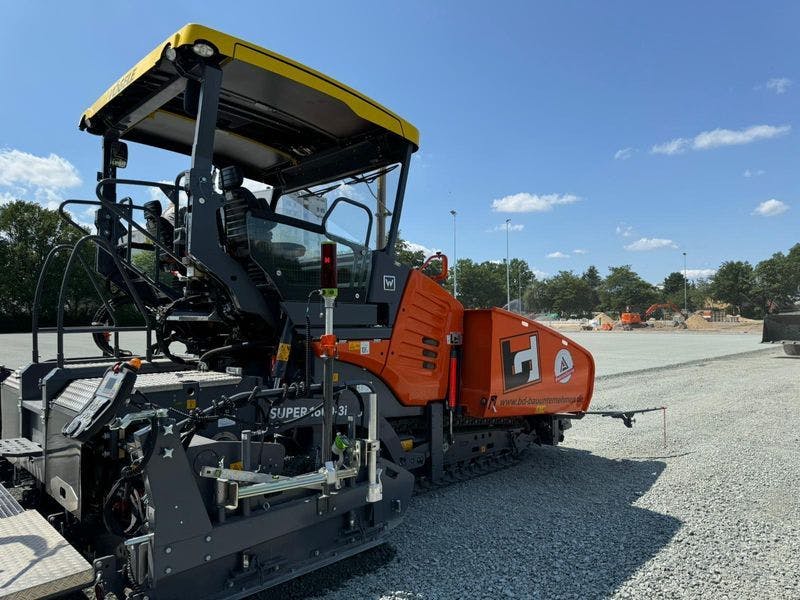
[80,24,418,182]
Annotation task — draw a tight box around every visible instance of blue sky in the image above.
[1,1,797,283]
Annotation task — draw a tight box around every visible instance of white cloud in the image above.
[331,182,365,202]
[531,268,549,279]
[652,125,790,155]
[614,147,634,160]
[765,77,792,94]
[651,138,689,155]
[624,237,678,251]
[685,268,716,280]
[743,169,765,178]
[546,251,570,259]
[615,223,635,238]
[491,192,579,213]
[411,149,431,169]
[693,125,790,150]
[0,191,16,205]
[404,241,437,256]
[0,148,82,204]
[0,148,81,189]
[488,222,524,232]
[753,199,789,217]
[572,248,587,255]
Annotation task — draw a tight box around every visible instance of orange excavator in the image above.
[620,303,685,330]
[644,303,684,319]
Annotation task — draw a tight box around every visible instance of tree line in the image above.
[396,238,800,318]
[0,201,796,333]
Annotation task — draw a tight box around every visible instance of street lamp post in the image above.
[450,210,457,298]
[505,218,511,308]
[683,251,688,313]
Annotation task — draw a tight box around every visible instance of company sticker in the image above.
[360,341,370,355]
[554,349,574,384]
[500,333,542,392]
[383,275,396,292]
[348,341,361,352]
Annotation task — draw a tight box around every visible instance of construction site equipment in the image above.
[643,303,684,319]
[619,311,644,329]
[762,311,800,356]
[0,24,619,599]
[619,303,686,330]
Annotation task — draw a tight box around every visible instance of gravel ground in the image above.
[0,330,766,378]
[4,331,791,598]
[566,330,765,377]
[267,345,799,600]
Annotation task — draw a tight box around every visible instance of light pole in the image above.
[683,251,688,313]
[505,218,511,308]
[450,210,457,298]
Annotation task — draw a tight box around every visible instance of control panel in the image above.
[62,358,141,441]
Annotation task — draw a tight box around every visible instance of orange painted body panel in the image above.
[314,272,594,418]
[326,339,391,376]
[378,270,464,405]
[460,309,594,418]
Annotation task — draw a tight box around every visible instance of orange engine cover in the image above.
[460,309,594,418]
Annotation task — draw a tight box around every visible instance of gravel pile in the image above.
[685,314,712,330]
[266,346,799,600]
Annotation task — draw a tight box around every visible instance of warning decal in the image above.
[554,349,574,384]
[276,343,291,362]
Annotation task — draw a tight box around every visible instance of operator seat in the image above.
[218,165,272,214]
[218,165,275,258]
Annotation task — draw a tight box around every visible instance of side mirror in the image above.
[110,141,128,169]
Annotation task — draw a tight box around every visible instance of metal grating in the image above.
[0,483,23,518]
[0,438,42,459]
[0,509,94,598]
[135,370,241,393]
[52,379,101,413]
[52,370,243,413]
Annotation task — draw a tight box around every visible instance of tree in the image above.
[662,272,686,296]
[753,253,791,313]
[689,278,712,310]
[661,271,693,309]
[598,265,659,313]
[581,265,602,310]
[523,278,550,315]
[452,259,506,309]
[508,258,534,311]
[539,271,595,317]
[709,260,755,316]
[0,200,99,331]
[393,235,425,268]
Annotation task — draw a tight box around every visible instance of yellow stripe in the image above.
[81,23,419,146]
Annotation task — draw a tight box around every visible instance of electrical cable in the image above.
[102,415,158,536]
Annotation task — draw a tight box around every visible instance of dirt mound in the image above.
[686,313,712,330]
[594,312,616,326]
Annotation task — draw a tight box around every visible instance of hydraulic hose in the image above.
[198,341,269,371]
